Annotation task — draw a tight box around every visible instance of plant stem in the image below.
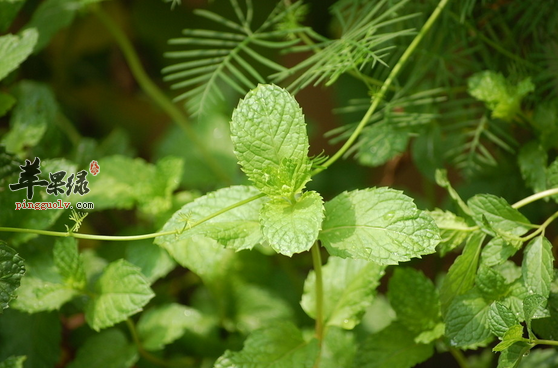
[449,347,470,368]
[311,242,324,343]
[0,193,266,241]
[512,188,558,209]
[312,0,450,175]
[520,209,558,242]
[92,6,230,184]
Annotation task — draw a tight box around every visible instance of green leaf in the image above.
[467,71,534,121]
[517,349,558,368]
[476,264,510,302]
[497,341,531,368]
[547,159,558,203]
[137,303,204,351]
[2,81,57,156]
[0,310,61,368]
[320,327,356,368]
[354,322,434,368]
[230,84,312,197]
[67,328,138,368]
[440,232,485,315]
[522,236,554,298]
[427,209,472,256]
[53,238,86,290]
[0,29,37,82]
[319,188,439,265]
[301,256,385,329]
[445,288,493,348]
[488,302,520,338]
[387,268,441,336]
[85,259,154,331]
[356,122,409,167]
[11,275,75,313]
[481,238,519,267]
[0,0,25,33]
[467,194,532,244]
[125,241,176,283]
[435,169,474,218]
[0,356,26,368]
[0,243,25,313]
[81,155,183,216]
[156,185,266,252]
[23,0,78,52]
[0,92,16,118]
[260,191,324,256]
[214,322,319,368]
[518,141,548,193]
[523,294,547,339]
[493,324,526,352]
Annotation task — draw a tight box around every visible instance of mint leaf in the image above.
[260,191,324,256]
[137,303,204,351]
[157,185,266,252]
[523,294,547,339]
[0,29,37,81]
[518,141,548,193]
[0,0,25,33]
[0,309,61,368]
[427,209,471,255]
[0,243,25,312]
[354,322,434,368]
[387,267,441,336]
[214,322,319,368]
[320,327,356,368]
[125,241,176,283]
[497,341,531,368]
[481,238,519,267]
[488,302,520,338]
[82,155,183,216]
[440,232,485,315]
[67,328,138,368]
[356,121,409,167]
[445,288,493,348]
[2,81,57,156]
[0,356,26,368]
[517,349,558,368]
[467,71,534,121]
[0,92,16,119]
[230,84,311,197]
[53,238,86,290]
[85,259,154,331]
[522,236,554,298]
[476,264,510,302]
[468,194,532,244]
[493,324,526,352]
[301,256,385,329]
[547,159,558,203]
[23,0,77,52]
[11,275,75,313]
[320,188,439,264]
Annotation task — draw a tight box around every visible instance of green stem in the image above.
[534,339,558,347]
[311,242,324,343]
[520,210,558,242]
[312,0,451,175]
[0,193,266,241]
[92,6,230,184]
[448,347,470,368]
[512,188,558,209]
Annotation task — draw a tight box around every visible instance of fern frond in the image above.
[163,0,306,116]
[271,0,418,92]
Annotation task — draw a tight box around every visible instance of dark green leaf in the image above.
[488,302,520,338]
[476,264,510,302]
[0,243,25,313]
[497,341,531,368]
[356,122,409,167]
[67,329,138,368]
[125,241,176,283]
[518,141,548,193]
[53,238,85,290]
[23,0,77,52]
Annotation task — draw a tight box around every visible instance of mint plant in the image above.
[1,0,558,367]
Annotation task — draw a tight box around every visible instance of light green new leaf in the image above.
[214,322,319,368]
[493,325,526,352]
[356,122,409,167]
[137,303,205,351]
[467,71,534,121]
[467,194,532,244]
[427,209,472,255]
[488,302,520,338]
[522,236,554,298]
[301,256,385,329]
[53,238,86,290]
[125,241,176,283]
[85,259,154,331]
[230,84,312,197]
[0,243,25,312]
[0,29,37,81]
[518,141,548,194]
[445,289,493,348]
[67,328,138,368]
[0,309,61,368]
[2,81,57,156]
[260,191,324,256]
[320,188,439,265]
[439,232,483,316]
[354,322,434,368]
[156,186,266,252]
[0,356,26,368]
[497,341,531,368]
[476,264,510,302]
[387,268,441,336]
[11,276,76,313]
